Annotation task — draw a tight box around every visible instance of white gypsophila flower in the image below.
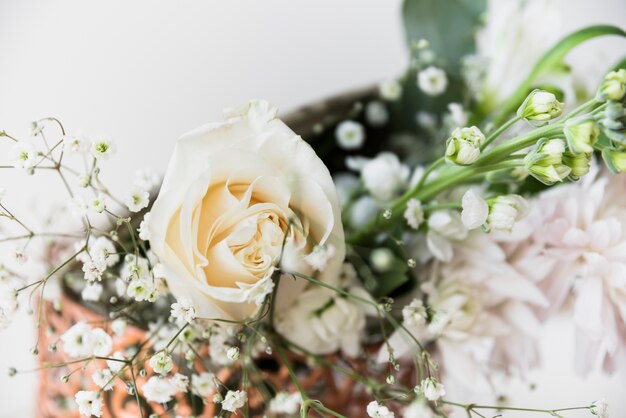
[366,400,395,418]
[127,276,158,302]
[91,328,113,357]
[9,142,37,170]
[61,322,94,357]
[78,175,90,188]
[417,66,448,96]
[75,390,103,417]
[191,372,217,398]
[268,391,302,415]
[107,351,125,373]
[125,187,150,213]
[222,390,247,412]
[379,79,402,101]
[111,318,127,337]
[138,212,151,241]
[461,189,489,230]
[226,346,240,361]
[487,195,529,232]
[304,244,336,272]
[134,168,161,191]
[404,198,424,230]
[335,120,365,150]
[365,101,389,127]
[402,299,427,328]
[92,369,114,391]
[170,297,197,324]
[419,378,446,401]
[120,254,150,281]
[81,282,103,301]
[170,373,189,393]
[360,152,410,202]
[591,398,610,418]
[142,376,178,404]
[445,126,485,166]
[90,138,115,159]
[63,134,91,154]
[88,195,106,214]
[89,236,119,268]
[447,103,468,128]
[149,351,174,376]
[82,259,106,282]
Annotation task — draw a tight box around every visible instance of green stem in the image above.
[443,400,591,416]
[481,116,521,150]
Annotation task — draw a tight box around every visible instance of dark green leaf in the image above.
[402,0,486,75]
[492,25,626,124]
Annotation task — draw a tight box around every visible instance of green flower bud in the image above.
[517,90,564,123]
[562,150,591,180]
[564,119,599,154]
[445,126,485,165]
[523,138,571,185]
[597,69,626,102]
[602,148,626,173]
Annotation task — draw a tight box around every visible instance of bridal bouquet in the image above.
[1,2,625,417]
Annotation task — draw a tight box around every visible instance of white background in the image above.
[0,0,625,417]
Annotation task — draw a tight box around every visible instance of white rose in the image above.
[149,100,345,321]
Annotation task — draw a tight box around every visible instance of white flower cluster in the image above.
[61,322,113,358]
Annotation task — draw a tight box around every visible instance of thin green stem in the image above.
[481,115,522,150]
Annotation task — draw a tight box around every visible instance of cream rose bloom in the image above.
[149,101,345,321]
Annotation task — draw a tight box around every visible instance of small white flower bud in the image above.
[487,195,529,232]
[149,351,174,376]
[370,248,394,273]
[226,346,240,361]
[564,119,599,154]
[517,89,564,123]
[524,138,571,185]
[597,69,626,102]
[445,126,485,165]
[419,377,445,401]
[602,148,626,173]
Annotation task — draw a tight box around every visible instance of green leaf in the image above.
[402,0,486,76]
[492,25,626,124]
